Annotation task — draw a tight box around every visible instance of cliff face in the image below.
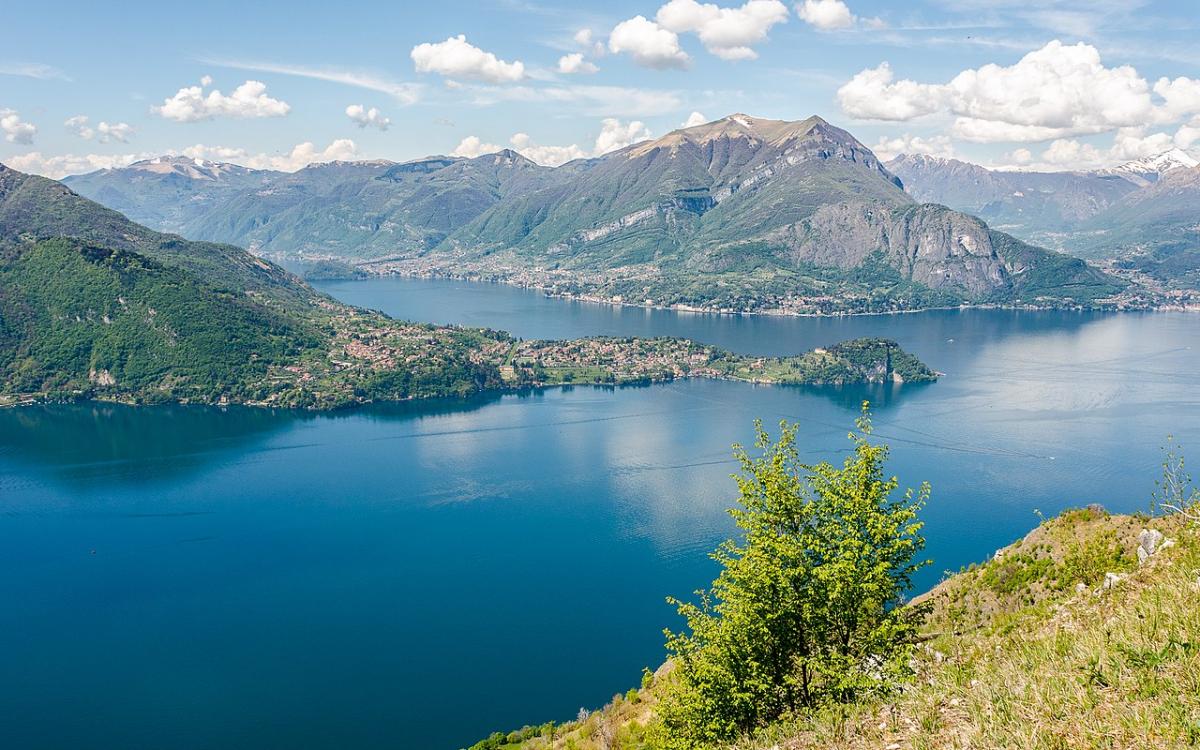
[766,202,1011,296]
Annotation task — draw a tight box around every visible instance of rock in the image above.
[1075,582,1089,594]
[1086,503,1107,514]
[1102,572,1123,590]
[1137,528,1165,564]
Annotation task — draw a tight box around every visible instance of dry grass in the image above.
[478,509,1200,750]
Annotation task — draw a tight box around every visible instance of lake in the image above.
[2,276,1198,750]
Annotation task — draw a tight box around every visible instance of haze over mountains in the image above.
[62,114,1135,313]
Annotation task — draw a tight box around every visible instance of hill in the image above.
[469,504,1199,750]
[62,115,1133,315]
[0,163,935,407]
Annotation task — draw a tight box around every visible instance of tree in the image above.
[655,406,929,748]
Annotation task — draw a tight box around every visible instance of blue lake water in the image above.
[2,276,1198,749]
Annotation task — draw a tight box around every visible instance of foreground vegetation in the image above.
[469,431,1200,750]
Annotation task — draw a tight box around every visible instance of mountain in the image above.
[887,151,1200,288]
[0,163,506,407]
[440,115,1125,310]
[62,156,280,235]
[1082,165,1200,287]
[62,114,1131,313]
[884,154,1139,242]
[1099,148,1199,188]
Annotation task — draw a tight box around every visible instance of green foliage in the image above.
[655,408,929,748]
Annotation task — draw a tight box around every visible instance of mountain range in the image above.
[63,114,1136,313]
[885,150,1200,289]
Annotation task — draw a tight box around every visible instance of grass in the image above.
[470,506,1200,750]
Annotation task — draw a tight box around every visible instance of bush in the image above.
[654,406,929,748]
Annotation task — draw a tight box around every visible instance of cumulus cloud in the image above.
[5,151,150,179]
[593,117,653,155]
[453,118,653,167]
[796,0,852,29]
[988,125,1199,171]
[508,133,589,165]
[609,16,690,69]
[796,0,883,30]
[64,115,134,143]
[411,35,525,84]
[180,139,359,171]
[0,109,37,144]
[836,63,943,121]
[656,0,788,61]
[573,29,607,58]
[154,78,291,122]
[557,53,599,75]
[451,135,504,158]
[837,41,1200,143]
[871,133,956,161]
[682,111,709,127]
[345,104,391,130]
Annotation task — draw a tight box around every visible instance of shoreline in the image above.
[326,263,1189,319]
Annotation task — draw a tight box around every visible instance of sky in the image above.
[2,0,1199,178]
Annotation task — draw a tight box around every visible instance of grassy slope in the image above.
[475,507,1199,750]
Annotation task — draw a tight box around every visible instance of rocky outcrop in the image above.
[765,202,1011,297]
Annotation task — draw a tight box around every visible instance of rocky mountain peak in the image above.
[1104,148,1200,187]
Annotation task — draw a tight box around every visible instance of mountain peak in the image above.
[117,155,256,181]
[1105,148,1199,186]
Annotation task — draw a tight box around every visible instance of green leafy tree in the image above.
[655,406,929,748]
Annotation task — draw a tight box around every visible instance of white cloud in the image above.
[5,151,149,179]
[1154,76,1200,121]
[609,16,690,69]
[838,41,1200,143]
[0,109,36,144]
[871,133,956,161]
[796,0,853,30]
[453,118,653,167]
[593,117,653,155]
[180,139,359,171]
[154,78,291,122]
[682,111,709,127]
[655,0,788,61]
[411,35,525,84]
[557,53,599,75]
[573,28,607,58]
[64,115,134,143]
[451,135,504,158]
[988,125,1198,171]
[836,63,943,121]
[1177,117,1200,150]
[345,104,391,130]
[508,133,589,166]
[202,59,422,104]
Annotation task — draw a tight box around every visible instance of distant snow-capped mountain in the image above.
[1101,148,1199,187]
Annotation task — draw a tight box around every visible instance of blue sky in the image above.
[2,0,1199,177]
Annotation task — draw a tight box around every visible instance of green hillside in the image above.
[0,163,937,408]
[469,435,1200,750]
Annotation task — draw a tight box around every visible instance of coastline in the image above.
[326,261,1183,319]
